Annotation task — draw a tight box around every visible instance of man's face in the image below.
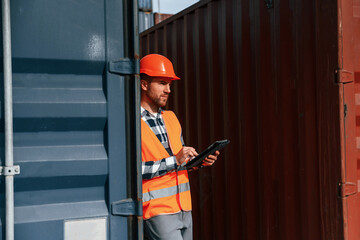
[142,77,173,108]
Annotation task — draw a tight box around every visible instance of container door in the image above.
[0,0,141,239]
[340,0,360,239]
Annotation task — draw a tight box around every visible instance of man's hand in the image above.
[175,146,198,165]
[202,150,220,167]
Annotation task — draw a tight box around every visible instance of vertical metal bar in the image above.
[2,0,14,239]
[123,0,142,239]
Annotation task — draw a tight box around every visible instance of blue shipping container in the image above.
[0,0,141,239]
[138,0,152,11]
[139,11,154,33]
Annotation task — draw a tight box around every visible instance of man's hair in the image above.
[140,73,152,83]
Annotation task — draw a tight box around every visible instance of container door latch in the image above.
[338,182,358,198]
[111,198,142,217]
[108,58,140,76]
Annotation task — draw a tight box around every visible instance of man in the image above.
[140,54,219,240]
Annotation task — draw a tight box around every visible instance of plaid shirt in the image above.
[141,107,184,180]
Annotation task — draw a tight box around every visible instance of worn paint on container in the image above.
[140,0,360,239]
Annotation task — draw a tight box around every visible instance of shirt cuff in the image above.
[165,156,177,171]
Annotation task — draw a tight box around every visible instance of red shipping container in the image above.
[140,0,360,239]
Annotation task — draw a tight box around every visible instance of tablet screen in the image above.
[184,139,230,169]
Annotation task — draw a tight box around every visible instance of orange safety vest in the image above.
[141,110,192,220]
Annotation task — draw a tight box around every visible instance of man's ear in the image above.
[140,79,148,91]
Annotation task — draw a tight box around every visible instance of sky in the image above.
[152,0,199,14]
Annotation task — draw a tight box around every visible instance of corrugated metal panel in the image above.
[153,13,173,24]
[0,0,141,239]
[139,11,154,33]
[140,0,347,239]
[341,0,360,239]
[139,0,152,11]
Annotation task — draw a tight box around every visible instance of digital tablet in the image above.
[184,139,230,169]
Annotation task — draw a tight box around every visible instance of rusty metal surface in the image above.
[140,0,354,239]
[340,0,360,239]
[153,13,173,24]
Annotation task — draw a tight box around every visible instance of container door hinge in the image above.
[0,165,20,176]
[338,182,358,198]
[108,58,140,75]
[336,69,354,83]
[111,198,142,217]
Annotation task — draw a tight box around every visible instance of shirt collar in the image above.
[141,106,163,118]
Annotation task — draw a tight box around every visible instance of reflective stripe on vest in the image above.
[143,181,190,202]
[141,110,192,219]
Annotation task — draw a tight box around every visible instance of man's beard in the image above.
[146,91,168,108]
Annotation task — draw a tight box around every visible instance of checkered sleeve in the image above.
[142,156,177,180]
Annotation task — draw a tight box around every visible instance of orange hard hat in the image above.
[140,54,180,80]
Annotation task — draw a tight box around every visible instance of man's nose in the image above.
[164,84,171,93]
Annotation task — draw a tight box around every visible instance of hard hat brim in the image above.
[141,69,180,80]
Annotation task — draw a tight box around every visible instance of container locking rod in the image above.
[2,0,15,239]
